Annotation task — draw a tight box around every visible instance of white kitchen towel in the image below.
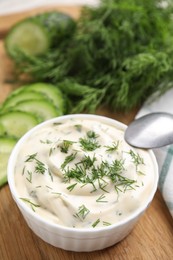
[137,89,173,217]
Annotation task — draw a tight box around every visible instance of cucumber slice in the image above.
[11,99,60,121]
[0,111,38,138]
[5,20,50,56]
[1,90,47,112]
[12,83,65,113]
[0,136,16,187]
[5,12,76,57]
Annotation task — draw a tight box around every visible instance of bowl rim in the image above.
[7,113,159,234]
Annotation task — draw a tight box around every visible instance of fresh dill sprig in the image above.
[10,1,173,112]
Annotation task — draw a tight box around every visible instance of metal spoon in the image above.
[124,112,173,149]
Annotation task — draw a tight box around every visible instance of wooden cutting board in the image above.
[0,6,173,260]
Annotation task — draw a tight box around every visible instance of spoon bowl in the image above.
[125,112,173,149]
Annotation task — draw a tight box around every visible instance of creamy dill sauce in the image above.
[14,117,155,228]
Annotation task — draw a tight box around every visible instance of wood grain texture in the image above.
[0,6,173,259]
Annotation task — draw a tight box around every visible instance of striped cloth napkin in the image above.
[136,89,173,217]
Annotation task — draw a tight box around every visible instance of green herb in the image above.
[26,170,32,183]
[77,155,97,169]
[25,153,37,162]
[128,149,144,170]
[59,140,75,153]
[40,139,53,144]
[103,221,111,226]
[86,130,99,139]
[105,141,120,152]
[63,164,86,183]
[48,168,53,181]
[35,160,46,174]
[22,166,25,175]
[49,147,55,156]
[51,192,61,196]
[74,205,90,220]
[9,0,173,112]
[67,183,77,191]
[61,152,77,169]
[20,198,40,212]
[79,131,100,151]
[25,153,46,174]
[46,185,52,190]
[96,194,108,203]
[74,124,82,132]
[92,218,100,228]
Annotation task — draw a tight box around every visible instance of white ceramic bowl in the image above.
[8,114,159,252]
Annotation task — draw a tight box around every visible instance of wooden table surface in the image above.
[0,5,173,260]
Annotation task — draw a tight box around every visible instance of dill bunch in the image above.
[9,0,173,112]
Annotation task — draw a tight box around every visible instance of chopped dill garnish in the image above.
[105,141,119,152]
[96,194,108,203]
[40,139,52,144]
[128,149,145,169]
[45,185,53,190]
[79,130,100,151]
[79,137,100,151]
[53,122,62,126]
[35,160,46,174]
[22,166,25,175]
[67,183,77,191]
[92,218,100,228]
[26,170,32,183]
[20,198,40,212]
[77,155,97,169]
[48,168,53,181]
[59,140,75,153]
[61,152,77,169]
[25,153,37,162]
[103,221,111,226]
[51,192,61,196]
[74,124,82,132]
[86,130,99,139]
[25,153,46,174]
[62,156,135,193]
[49,147,55,156]
[73,205,90,220]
